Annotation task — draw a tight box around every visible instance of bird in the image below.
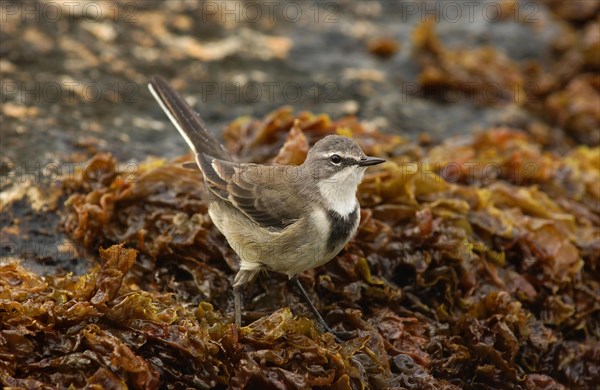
[148,76,385,338]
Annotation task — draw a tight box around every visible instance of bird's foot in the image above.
[289,276,357,343]
[316,320,356,342]
[331,329,356,341]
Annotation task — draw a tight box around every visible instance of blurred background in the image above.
[2,0,597,168]
[1,0,598,275]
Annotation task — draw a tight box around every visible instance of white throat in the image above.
[318,167,364,216]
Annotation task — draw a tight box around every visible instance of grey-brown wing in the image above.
[199,155,304,231]
[148,77,303,229]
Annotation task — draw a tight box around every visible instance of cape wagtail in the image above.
[148,76,385,338]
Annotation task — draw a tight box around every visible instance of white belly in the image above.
[209,202,359,278]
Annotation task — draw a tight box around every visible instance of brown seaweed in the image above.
[2,107,598,389]
[411,16,600,146]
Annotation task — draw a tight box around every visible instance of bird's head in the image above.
[303,135,385,213]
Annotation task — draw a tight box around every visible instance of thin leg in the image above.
[289,276,339,338]
[233,286,242,327]
[233,269,256,327]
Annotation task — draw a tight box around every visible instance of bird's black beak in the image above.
[358,156,386,166]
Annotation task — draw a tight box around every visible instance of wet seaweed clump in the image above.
[2,107,598,388]
[411,15,600,146]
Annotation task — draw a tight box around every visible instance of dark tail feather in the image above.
[148,76,230,161]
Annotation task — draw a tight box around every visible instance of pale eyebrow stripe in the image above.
[318,152,357,160]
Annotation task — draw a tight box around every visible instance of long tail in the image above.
[148,76,230,161]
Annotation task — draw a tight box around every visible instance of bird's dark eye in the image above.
[330,154,342,164]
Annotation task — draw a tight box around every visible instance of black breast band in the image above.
[326,205,359,254]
